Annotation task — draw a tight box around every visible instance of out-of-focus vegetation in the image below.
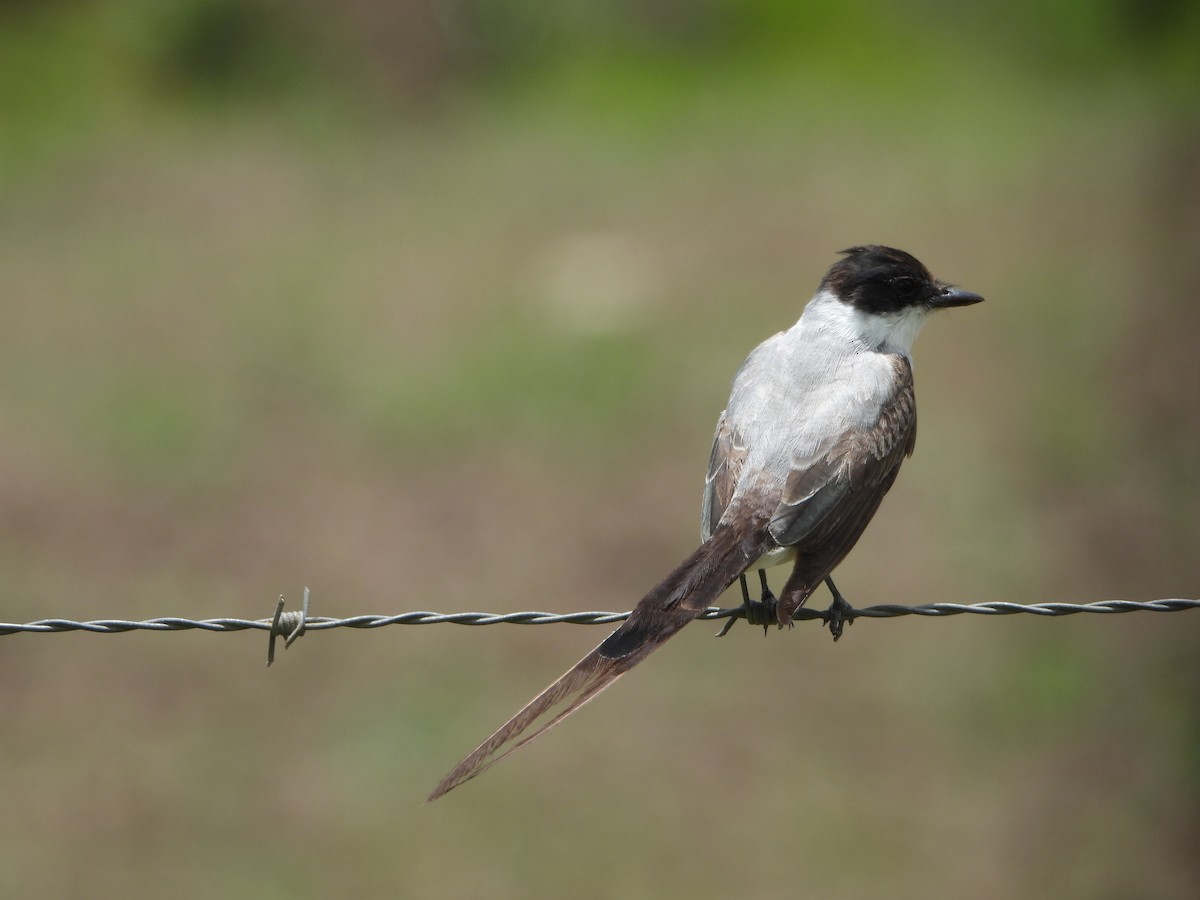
[1,2,1197,898]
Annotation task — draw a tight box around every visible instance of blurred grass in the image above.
[1,2,1198,898]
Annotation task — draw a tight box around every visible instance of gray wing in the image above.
[768,357,917,553]
[700,411,749,541]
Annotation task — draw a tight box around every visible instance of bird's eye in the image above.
[891,276,917,296]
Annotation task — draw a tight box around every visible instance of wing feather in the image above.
[769,357,918,620]
[700,411,748,540]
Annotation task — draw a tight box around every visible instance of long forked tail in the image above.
[426,522,769,801]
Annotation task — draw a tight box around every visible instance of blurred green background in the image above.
[2,1,1198,897]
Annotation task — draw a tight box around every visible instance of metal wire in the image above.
[3,596,1196,636]
[3,593,1197,666]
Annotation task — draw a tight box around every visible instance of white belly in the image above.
[750,545,796,571]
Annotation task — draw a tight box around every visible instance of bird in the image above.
[427,245,983,801]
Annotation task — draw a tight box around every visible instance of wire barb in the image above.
[267,587,310,666]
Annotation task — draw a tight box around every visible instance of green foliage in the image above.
[2,0,1196,171]
[352,319,661,456]
[149,0,310,97]
[93,378,207,473]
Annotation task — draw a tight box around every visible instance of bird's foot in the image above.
[744,586,779,636]
[822,577,855,642]
[717,572,779,637]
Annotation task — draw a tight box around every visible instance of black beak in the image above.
[929,286,985,309]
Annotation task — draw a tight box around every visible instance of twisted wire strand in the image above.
[2,597,1197,637]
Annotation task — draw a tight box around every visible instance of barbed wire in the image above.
[1,591,1196,665]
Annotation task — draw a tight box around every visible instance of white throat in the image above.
[800,289,928,358]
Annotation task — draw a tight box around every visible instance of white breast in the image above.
[711,289,923,527]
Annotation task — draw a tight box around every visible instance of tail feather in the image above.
[427,523,768,801]
[426,649,630,801]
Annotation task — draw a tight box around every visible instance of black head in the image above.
[820,245,983,314]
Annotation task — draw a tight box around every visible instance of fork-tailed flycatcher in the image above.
[428,245,983,800]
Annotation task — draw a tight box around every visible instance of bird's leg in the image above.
[717,570,777,637]
[822,576,855,642]
[755,570,778,633]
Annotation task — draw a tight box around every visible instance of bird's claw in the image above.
[822,586,855,642]
[717,580,779,637]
